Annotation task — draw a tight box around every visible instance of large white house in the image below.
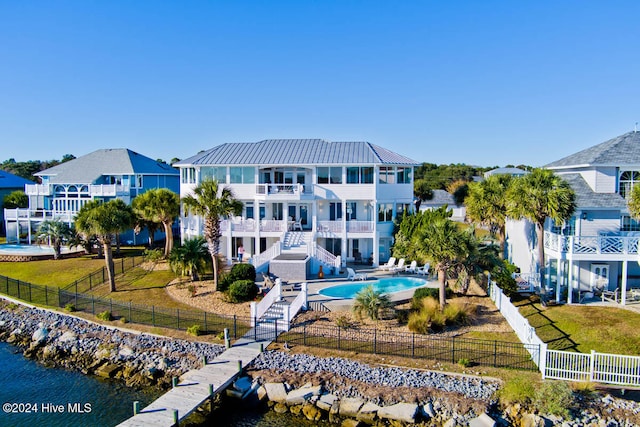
[175,139,419,274]
[4,149,180,244]
[506,131,640,305]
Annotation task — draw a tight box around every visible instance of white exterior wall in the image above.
[594,167,617,193]
[505,219,538,275]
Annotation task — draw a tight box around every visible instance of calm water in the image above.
[0,341,322,427]
[319,276,428,299]
[0,341,159,427]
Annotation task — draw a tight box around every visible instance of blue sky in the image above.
[1,1,639,167]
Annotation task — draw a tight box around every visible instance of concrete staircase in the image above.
[281,231,312,254]
[256,300,290,330]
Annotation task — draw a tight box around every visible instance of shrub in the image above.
[458,358,471,367]
[187,324,202,336]
[498,376,537,405]
[219,263,257,292]
[7,303,19,311]
[335,315,353,329]
[187,284,196,297]
[408,297,446,333]
[534,380,576,419]
[352,284,393,321]
[493,260,519,297]
[119,317,127,324]
[64,303,76,312]
[227,279,258,303]
[97,310,112,321]
[143,248,164,262]
[411,287,452,310]
[442,300,475,326]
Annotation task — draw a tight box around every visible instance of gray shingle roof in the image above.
[546,131,640,168]
[174,139,419,166]
[421,189,456,206]
[560,173,627,209]
[0,170,34,189]
[36,149,178,184]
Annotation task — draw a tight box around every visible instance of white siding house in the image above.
[174,139,419,273]
[506,131,640,305]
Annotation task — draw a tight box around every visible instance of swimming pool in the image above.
[318,276,429,299]
[0,244,57,255]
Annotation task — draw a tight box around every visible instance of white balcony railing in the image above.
[346,220,374,233]
[4,208,75,223]
[317,220,342,233]
[25,184,52,196]
[24,183,130,197]
[544,231,640,256]
[255,183,311,197]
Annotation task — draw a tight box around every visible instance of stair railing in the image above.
[250,280,282,327]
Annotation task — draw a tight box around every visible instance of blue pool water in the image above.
[318,276,429,299]
[0,244,56,255]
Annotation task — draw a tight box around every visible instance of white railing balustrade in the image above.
[250,280,282,327]
[25,184,52,196]
[250,242,281,271]
[544,231,640,255]
[284,283,308,331]
[314,244,338,268]
[260,219,286,232]
[346,220,374,233]
[317,221,342,233]
[255,183,310,196]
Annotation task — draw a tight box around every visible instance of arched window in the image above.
[619,170,640,198]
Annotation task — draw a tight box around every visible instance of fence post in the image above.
[451,336,456,363]
[204,312,207,333]
[75,282,78,308]
[17,280,21,299]
[338,327,341,350]
[45,285,48,306]
[58,288,62,307]
[303,324,307,346]
[373,329,377,354]
[28,282,32,302]
[129,301,132,323]
[589,349,596,382]
[110,298,113,314]
[233,315,237,339]
[177,309,180,330]
[412,333,415,358]
[494,340,498,367]
[539,343,548,378]
[152,306,155,326]
[92,295,95,315]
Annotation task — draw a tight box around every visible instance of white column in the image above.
[621,260,628,306]
[556,259,564,302]
[567,258,574,304]
[341,200,347,264]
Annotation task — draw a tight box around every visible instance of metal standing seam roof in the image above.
[174,139,420,166]
[35,148,179,184]
[0,169,34,189]
[546,131,640,168]
[560,173,627,209]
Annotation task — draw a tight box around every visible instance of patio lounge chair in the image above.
[378,257,397,271]
[416,263,430,277]
[390,258,406,273]
[346,267,367,281]
[404,260,418,274]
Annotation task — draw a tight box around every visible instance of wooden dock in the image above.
[116,334,269,427]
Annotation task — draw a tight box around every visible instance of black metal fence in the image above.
[60,255,145,294]
[0,274,252,340]
[280,322,539,371]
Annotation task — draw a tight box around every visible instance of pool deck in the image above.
[294,267,439,312]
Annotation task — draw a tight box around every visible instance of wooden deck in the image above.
[117,334,269,427]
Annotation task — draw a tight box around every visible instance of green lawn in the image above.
[0,248,144,288]
[513,295,640,355]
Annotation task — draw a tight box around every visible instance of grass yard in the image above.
[0,248,144,288]
[513,295,640,355]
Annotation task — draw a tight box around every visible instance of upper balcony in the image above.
[255,184,313,200]
[25,184,130,198]
[544,231,640,259]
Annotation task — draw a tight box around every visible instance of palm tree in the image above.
[182,179,243,291]
[74,199,136,292]
[169,237,208,281]
[506,168,576,287]
[352,284,392,321]
[418,218,472,308]
[36,219,73,260]
[465,174,512,257]
[132,188,180,257]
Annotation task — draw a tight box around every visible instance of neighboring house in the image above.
[175,139,419,273]
[419,189,466,222]
[4,149,179,244]
[506,131,640,305]
[484,167,529,179]
[0,170,34,236]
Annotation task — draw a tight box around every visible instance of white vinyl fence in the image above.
[489,282,640,386]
